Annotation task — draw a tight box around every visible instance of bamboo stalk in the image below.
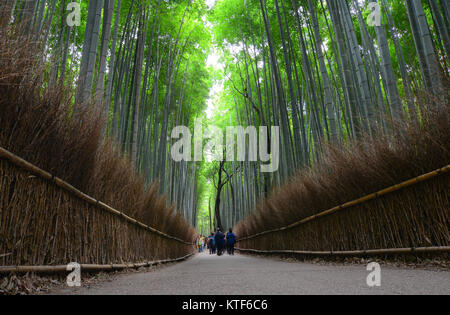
[0,252,196,274]
[0,146,193,245]
[238,165,450,242]
[236,246,450,256]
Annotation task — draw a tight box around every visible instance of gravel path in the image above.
[51,253,449,295]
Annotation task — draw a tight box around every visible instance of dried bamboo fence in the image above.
[237,165,450,256]
[0,252,195,274]
[0,147,195,269]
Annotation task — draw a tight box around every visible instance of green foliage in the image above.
[8,0,448,233]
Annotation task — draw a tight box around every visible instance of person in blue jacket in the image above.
[215,229,225,256]
[208,232,216,255]
[226,228,236,255]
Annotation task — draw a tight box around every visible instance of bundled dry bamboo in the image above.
[239,165,450,241]
[236,247,450,256]
[236,99,449,255]
[237,167,449,253]
[0,149,195,267]
[0,252,195,274]
[0,16,197,269]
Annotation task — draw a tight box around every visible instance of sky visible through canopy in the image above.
[205,0,223,120]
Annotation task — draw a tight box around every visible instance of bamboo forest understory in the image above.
[0,0,449,244]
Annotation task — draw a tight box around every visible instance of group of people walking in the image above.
[197,228,236,256]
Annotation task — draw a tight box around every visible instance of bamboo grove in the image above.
[0,0,449,243]
[0,1,203,264]
[1,0,216,227]
[76,0,212,225]
[203,0,449,232]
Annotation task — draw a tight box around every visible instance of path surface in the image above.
[52,253,449,295]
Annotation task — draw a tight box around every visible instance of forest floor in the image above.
[48,253,449,295]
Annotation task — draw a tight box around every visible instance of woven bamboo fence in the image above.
[0,147,195,268]
[237,165,450,256]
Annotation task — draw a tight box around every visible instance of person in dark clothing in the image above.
[215,229,225,256]
[208,232,216,255]
[226,228,236,255]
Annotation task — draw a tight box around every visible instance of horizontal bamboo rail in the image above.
[0,252,195,274]
[237,164,450,242]
[0,146,193,245]
[236,247,450,256]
